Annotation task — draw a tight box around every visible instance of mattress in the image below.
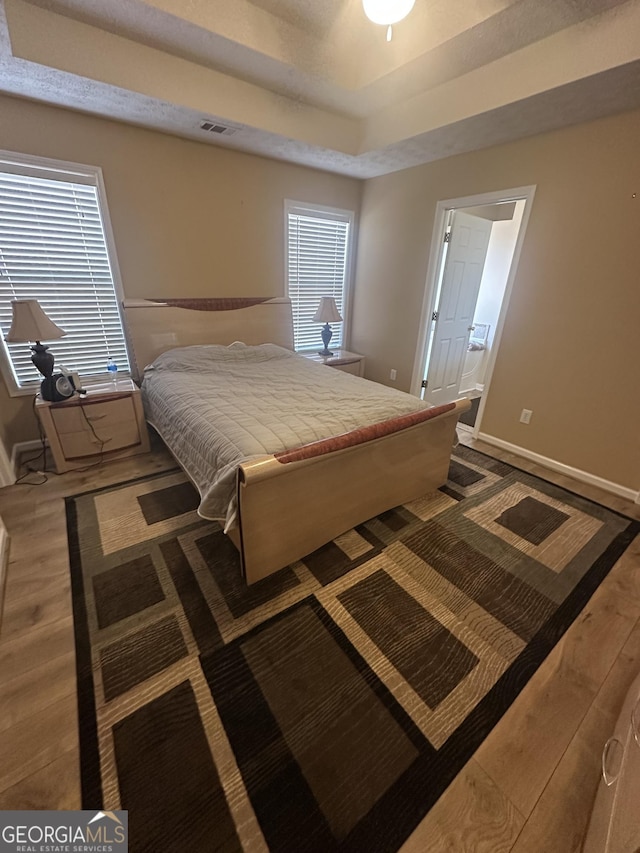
[141,342,431,529]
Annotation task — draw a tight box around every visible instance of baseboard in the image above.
[10,439,45,479]
[0,438,12,488]
[477,432,640,504]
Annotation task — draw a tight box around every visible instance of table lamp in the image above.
[313,297,343,357]
[6,299,66,396]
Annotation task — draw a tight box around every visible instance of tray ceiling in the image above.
[1,0,640,177]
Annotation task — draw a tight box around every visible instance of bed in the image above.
[123,297,470,584]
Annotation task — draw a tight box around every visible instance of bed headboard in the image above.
[122,297,294,380]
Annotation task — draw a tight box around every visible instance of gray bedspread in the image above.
[141,343,429,529]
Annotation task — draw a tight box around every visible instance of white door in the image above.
[423,211,492,406]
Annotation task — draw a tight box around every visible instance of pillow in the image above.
[145,342,294,373]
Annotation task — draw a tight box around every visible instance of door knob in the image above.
[467,325,475,331]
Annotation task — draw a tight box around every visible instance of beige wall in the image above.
[352,108,640,492]
[0,94,362,449]
[2,93,638,494]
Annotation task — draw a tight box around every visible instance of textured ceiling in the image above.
[1,0,640,177]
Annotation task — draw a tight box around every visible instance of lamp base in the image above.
[31,342,55,378]
[319,322,334,358]
[317,349,335,358]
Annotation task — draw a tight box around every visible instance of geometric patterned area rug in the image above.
[65,446,639,852]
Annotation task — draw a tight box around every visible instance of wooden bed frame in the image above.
[123,298,470,584]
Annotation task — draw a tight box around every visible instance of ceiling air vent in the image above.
[199,120,237,136]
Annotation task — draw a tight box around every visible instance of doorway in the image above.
[411,186,536,436]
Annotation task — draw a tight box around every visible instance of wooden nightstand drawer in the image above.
[333,360,362,375]
[51,396,135,434]
[36,379,150,473]
[58,420,141,459]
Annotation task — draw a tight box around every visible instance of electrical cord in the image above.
[14,394,52,485]
[73,400,108,471]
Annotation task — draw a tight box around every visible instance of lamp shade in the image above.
[362,0,415,25]
[313,297,343,324]
[6,300,66,343]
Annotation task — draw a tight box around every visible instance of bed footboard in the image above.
[235,398,470,584]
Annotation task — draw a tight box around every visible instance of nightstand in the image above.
[300,349,366,377]
[35,378,150,473]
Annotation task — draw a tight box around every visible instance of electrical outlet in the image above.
[390,369,397,381]
[520,408,533,424]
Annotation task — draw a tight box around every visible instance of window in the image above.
[285,201,354,351]
[0,151,129,393]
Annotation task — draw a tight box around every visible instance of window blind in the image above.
[0,166,129,388]
[286,206,351,351]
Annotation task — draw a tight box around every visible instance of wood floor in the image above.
[0,433,638,852]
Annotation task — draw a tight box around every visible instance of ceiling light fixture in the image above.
[362,0,416,41]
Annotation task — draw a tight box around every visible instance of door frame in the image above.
[410,185,536,436]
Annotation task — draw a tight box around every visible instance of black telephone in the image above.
[40,366,81,402]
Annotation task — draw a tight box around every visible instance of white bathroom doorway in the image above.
[411,186,536,436]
